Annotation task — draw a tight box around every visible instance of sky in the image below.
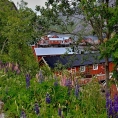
[11,0,47,11]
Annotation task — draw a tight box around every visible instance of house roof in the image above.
[42,53,112,68]
[47,33,71,38]
[49,38,64,41]
[49,37,70,41]
[34,47,74,56]
[84,35,98,40]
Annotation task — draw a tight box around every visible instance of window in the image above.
[93,64,98,70]
[80,66,85,72]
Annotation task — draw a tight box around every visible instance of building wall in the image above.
[38,56,42,61]
[58,62,114,77]
[31,45,38,60]
[74,62,114,76]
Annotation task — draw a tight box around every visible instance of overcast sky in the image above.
[11,0,47,11]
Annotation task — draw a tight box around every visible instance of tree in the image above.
[0,0,17,55]
[36,0,118,89]
[0,0,39,76]
[106,33,118,80]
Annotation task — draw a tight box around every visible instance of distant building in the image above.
[38,53,114,79]
[37,34,72,47]
[34,47,75,61]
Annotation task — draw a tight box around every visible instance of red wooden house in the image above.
[38,53,114,80]
[37,35,72,47]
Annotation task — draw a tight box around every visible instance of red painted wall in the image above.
[49,40,61,45]
[74,62,114,76]
[38,56,42,61]
[110,84,118,99]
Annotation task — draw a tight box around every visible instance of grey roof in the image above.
[47,33,71,38]
[43,53,112,68]
[34,47,74,56]
[84,35,98,40]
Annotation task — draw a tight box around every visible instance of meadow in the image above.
[0,69,109,118]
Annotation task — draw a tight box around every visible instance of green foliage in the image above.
[105,34,118,80]
[0,0,39,75]
[0,0,16,53]
[36,0,83,35]
[0,71,107,117]
[40,65,53,78]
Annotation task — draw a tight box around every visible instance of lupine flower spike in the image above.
[38,69,44,83]
[75,84,79,98]
[58,104,62,117]
[113,94,118,117]
[106,92,118,118]
[20,110,26,118]
[34,102,40,115]
[46,92,51,104]
[65,79,72,96]
[54,75,58,86]
[25,73,30,89]
[65,78,72,87]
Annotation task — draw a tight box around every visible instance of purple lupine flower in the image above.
[65,79,72,87]
[58,108,61,117]
[46,93,51,104]
[106,92,113,117]
[65,79,72,96]
[54,81,58,86]
[58,104,61,117]
[106,92,118,118]
[113,95,118,117]
[34,102,40,115]
[67,86,71,96]
[26,73,30,88]
[38,70,44,83]
[106,92,110,108]
[75,84,79,98]
[108,100,113,117]
[54,75,58,86]
[20,110,26,118]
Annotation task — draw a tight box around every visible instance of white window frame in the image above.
[80,66,85,72]
[93,64,98,70]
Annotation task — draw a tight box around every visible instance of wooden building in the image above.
[37,35,72,47]
[38,53,114,80]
